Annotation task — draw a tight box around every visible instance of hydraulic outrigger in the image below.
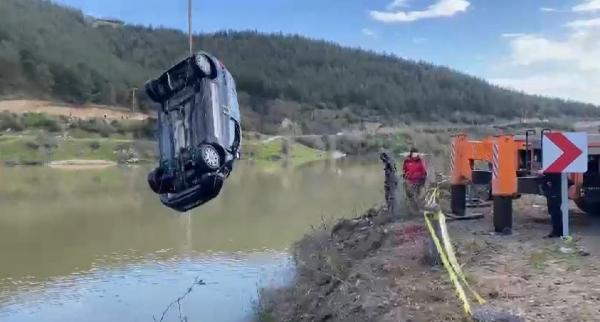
[449,130,600,233]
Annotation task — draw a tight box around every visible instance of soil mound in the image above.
[257,207,464,322]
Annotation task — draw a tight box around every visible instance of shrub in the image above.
[0,112,25,131]
[110,120,125,135]
[295,136,325,150]
[22,113,61,132]
[77,119,116,137]
[134,119,156,139]
[24,140,40,150]
[34,131,58,149]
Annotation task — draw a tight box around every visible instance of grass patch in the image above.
[242,137,328,167]
[0,135,156,163]
[0,137,42,162]
[527,245,587,271]
[528,250,550,270]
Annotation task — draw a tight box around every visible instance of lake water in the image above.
[0,160,383,322]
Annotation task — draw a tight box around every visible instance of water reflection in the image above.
[0,160,383,321]
[0,251,292,322]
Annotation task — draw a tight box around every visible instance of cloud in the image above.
[491,19,600,104]
[491,73,600,104]
[566,17,600,29]
[500,33,526,38]
[361,28,377,38]
[387,0,411,10]
[504,31,600,70]
[540,7,558,12]
[412,37,428,44]
[370,0,470,23]
[573,0,600,12]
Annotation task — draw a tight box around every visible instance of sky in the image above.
[54,0,600,105]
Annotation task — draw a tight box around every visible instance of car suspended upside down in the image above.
[145,52,241,212]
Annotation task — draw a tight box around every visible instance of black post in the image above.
[540,128,551,165]
[451,184,466,216]
[493,196,513,234]
[380,152,399,217]
[423,213,442,267]
[525,129,536,172]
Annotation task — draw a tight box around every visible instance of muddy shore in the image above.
[257,195,600,322]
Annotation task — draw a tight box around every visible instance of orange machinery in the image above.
[449,130,600,233]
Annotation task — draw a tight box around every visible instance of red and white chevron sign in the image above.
[542,132,588,173]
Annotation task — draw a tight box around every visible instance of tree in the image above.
[0,0,597,134]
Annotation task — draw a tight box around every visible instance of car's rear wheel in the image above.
[198,144,221,171]
[194,54,217,79]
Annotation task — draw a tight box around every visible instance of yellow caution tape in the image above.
[437,212,486,305]
[424,210,486,316]
[424,211,472,315]
[424,187,439,209]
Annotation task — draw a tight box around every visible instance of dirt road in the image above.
[452,196,600,321]
[0,100,151,120]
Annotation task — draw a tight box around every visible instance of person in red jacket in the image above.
[402,147,428,203]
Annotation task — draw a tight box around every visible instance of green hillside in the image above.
[0,0,598,134]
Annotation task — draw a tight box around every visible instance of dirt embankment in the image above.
[0,100,152,120]
[257,207,465,322]
[48,159,117,170]
[258,195,600,322]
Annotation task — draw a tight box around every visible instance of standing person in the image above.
[402,148,428,205]
[542,173,563,238]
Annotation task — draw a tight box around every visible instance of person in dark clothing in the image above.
[542,173,563,238]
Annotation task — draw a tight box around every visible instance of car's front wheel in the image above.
[148,168,174,194]
[144,80,161,103]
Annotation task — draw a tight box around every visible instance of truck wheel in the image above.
[575,200,600,215]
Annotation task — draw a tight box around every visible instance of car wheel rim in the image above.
[202,147,220,169]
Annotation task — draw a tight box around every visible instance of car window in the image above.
[225,72,240,148]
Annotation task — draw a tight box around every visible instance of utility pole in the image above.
[131,87,138,113]
[188,0,193,56]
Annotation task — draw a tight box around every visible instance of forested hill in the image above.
[0,0,598,133]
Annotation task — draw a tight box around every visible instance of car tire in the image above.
[144,80,160,103]
[194,54,217,79]
[148,168,174,194]
[198,144,221,171]
[148,168,163,194]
